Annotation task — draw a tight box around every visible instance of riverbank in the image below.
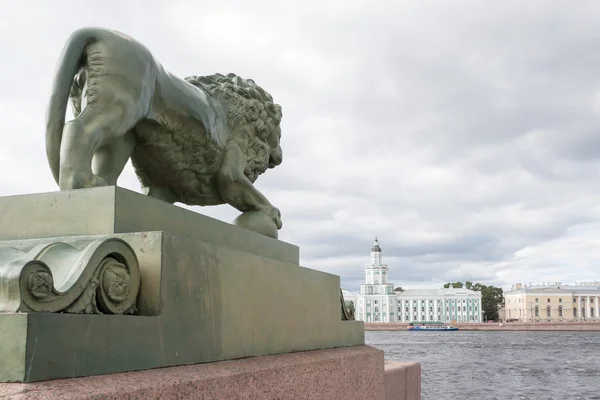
[365,322,600,331]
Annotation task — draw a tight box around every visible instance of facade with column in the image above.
[503,282,600,322]
[394,286,483,323]
[351,238,482,323]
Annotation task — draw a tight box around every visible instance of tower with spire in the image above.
[365,236,393,286]
[365,237,387,284]
[357,237,396,322]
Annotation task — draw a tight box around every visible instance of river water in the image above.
[366,330,600,400]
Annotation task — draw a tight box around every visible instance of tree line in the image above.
[443,281,504,321]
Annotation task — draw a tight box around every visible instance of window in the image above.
[574,308,577,317]
[592,308,595,318]
[558,306,563,317]
[534,306,539,317]
[573,298,577,303]
[547,298,551,303]
[535,298,539,303]
[559,298,562,303]
[546,306,551,317]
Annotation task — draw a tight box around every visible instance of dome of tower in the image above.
[371,237,382,252]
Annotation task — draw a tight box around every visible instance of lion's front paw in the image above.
[234,210,280,239]
[267,206,283,230]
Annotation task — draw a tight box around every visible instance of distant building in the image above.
[497,306,506,322]
[504,282,600,322]
[349,238,482,323]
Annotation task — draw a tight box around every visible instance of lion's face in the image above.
[268,146,282,169]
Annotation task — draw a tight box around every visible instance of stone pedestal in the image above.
[0,187,363,383]
[0,346,421,400]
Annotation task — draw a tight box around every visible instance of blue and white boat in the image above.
[407,321,458,331]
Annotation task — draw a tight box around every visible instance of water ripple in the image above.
[366,330,600,400]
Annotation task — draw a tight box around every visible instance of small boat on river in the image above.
[407,321,458,331]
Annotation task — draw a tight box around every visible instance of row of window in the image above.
[364,306,478,316]
[359,314,481,323]
[397,306,479,312]
[363,298,477,305]
[533,306,595,318]
[508,297,598,304]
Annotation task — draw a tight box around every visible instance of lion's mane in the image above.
[185,73,283,182]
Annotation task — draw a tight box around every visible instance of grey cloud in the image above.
[3,0,600,293]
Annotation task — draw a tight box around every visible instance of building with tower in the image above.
[350,238,483,323]
[354,238,396,322]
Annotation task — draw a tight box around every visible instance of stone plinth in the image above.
[0,345,421,400]
[0,187,363,383]
[385,361,422,400]
[0,186,298,264]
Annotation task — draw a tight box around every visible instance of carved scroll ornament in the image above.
[0,238,140,314]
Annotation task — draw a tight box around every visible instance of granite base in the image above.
[0,345,421,400]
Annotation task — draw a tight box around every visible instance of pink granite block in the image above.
[0,345,388,400]
[384,361,407,400]
[405,362,421,400]
[384,361,421,400]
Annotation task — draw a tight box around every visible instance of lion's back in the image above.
[130,117,226,206]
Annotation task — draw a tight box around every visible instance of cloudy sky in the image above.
[3,0,600,292]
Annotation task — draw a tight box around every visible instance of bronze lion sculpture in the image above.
[45,27,283,237]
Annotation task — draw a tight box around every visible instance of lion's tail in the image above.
[45,28,97,184]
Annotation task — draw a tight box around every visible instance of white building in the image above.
[504,282,600,322]
[350,238,483,323]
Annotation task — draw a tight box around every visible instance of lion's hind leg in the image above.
[142,186,177,204]
[92,131,136,185]
[59,94,142,190]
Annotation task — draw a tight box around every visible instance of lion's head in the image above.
[185,73,283,182]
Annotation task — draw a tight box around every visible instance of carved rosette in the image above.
[0,237,140,315]
[27,271,53,299]
[97,256,135,314]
